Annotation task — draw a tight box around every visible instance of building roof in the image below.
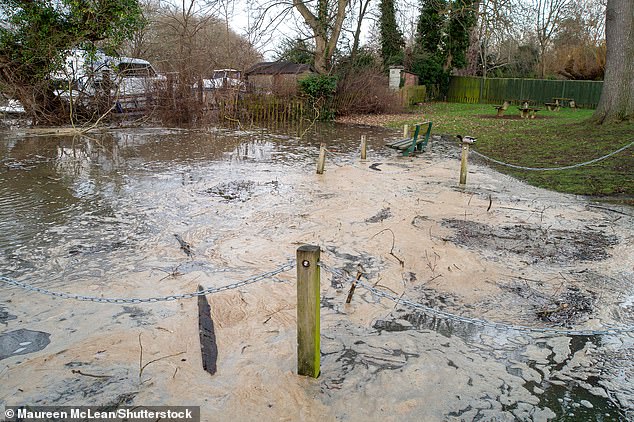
[245,61,316,76]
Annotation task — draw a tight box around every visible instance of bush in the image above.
[298,74,338,120]
[334,66,403,116]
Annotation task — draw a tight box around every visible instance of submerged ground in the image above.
[0,124,633,421]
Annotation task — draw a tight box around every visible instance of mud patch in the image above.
[204,180,255,202]
[442,219,618,263]
[536,288,596,327]
[28,372,137,406]
[113,306,152,326]
[0,329,50,360]
[365,207,392,223]
[477,114,555,120]
[0,304,16,325]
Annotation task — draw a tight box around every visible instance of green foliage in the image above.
[415,0,447,53]
[412,0,448,91]
[411,0,476,95]
[1,0,143,78]
[0,0,144,121]
[379,0,405,68]
[447,0,477,70]
[298,74,338,120]
[335,47,379,77]
[275,38,314,65]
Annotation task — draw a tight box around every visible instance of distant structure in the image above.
[389,66,418,90]
[244,62,316,96]
[389,66,403,90]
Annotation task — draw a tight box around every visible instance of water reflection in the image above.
[0,125,395,283]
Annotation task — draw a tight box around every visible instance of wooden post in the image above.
[360,135,367,160]
[403,124,409,139]
[296,245,320,378]
[316,143,326,174]
[459,137,476,186]
[459,142,469,186]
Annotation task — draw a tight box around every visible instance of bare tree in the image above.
[348,0,374,62]
[530,0,573,78]
[467,0,517,77]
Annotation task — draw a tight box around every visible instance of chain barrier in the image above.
[470,140,634,171]
[5,255,633,336]
[318,262,634,337]
[0,261,295,304]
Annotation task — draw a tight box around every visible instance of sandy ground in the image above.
[1,135,634,421]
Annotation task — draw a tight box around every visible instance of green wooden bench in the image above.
[386,121,433,156]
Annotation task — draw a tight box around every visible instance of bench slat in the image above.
[385,121,433,156]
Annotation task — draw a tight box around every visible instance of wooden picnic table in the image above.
[519,106,540,119]
[493,100,510,117]
[553,97,575,107]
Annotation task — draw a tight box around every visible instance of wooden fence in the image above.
[216,95,308,126]
[447,76,603,109]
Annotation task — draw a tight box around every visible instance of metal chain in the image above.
[318,262,634,337]
[470,140,634,171]
[0,261,295,304]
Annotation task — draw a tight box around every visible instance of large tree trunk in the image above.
[293,0,349,74]
[592,0,634,123]
[464,0,481,76]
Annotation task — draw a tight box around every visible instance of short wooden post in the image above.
[403,124,409,139]
[296,245,320,378]
[316,143,326,174]
[360,135,367,160]
[459,141,471,186]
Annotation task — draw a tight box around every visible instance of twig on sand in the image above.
[71,369,113,379]
[138,333,186,383]
[345,271,364,304]
[155,265,184,281]
[373,284,401,296]
[425,250,439,273]
[371,228,405,267]
[428,274,443,283]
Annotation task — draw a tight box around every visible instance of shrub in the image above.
[334,66,403,115]
[298,74,338,120]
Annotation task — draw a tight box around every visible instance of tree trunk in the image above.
[464,0,481,76]
[592,0,634,123]
[293,0,349,74]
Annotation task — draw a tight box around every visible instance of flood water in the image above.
[0,124,394,285]
[1,124,633,421]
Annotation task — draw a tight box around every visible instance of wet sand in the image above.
[1,131,633,421]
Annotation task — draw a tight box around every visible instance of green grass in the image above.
[389,102,634,199]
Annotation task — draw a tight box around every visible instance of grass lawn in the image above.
[388,102,634,200]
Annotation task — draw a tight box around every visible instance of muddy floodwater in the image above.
[1,124,634,421]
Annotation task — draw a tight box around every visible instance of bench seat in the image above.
[386,121,433,156]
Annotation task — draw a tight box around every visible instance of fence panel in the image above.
[447,76,603,109]
[447,77,481,103]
